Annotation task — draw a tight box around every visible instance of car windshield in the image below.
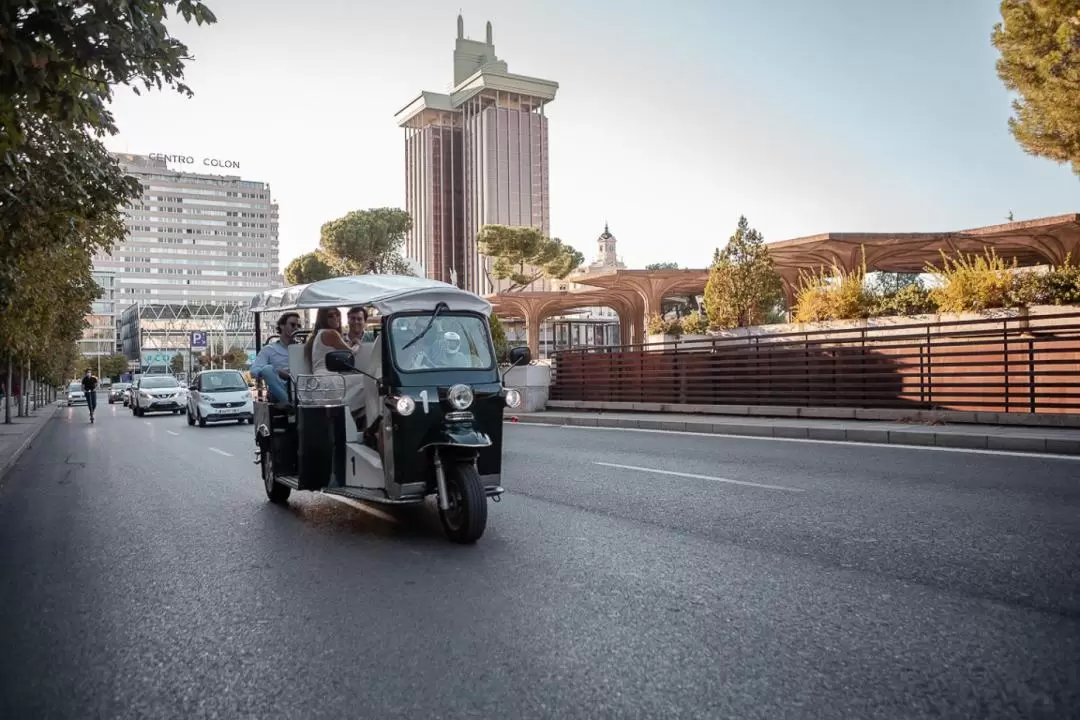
[140,377,179,389]
[114,383,130,390]
[68,383,81,392]
[389,313,494,371]
[201,372,248,392]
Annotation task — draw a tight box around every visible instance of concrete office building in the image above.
[395,15,558,295]
[85,153,282,371]
[94,153,281,304]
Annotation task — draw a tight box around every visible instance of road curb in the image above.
[0,405,60,482]
[509,413,1080,456]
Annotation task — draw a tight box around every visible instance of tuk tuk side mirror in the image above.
[325,350,358,373]
[508,346,531,368]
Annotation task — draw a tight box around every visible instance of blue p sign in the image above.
[190,331,207,348]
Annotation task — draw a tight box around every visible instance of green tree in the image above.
[170,353,185,375]
[98,354,130,379]
[223,346,250,370]
[0,0,215,412]
[477,224,584,291]
[703,216,783,329]
[871,272,923,295]
[992,0,1080,173]
[645,262,680,270]
[318,207,414,276]
[284,250,339,285]
[489,314,510,364]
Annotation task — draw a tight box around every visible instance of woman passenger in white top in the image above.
[304,308,365,413]
[305,307,352,373]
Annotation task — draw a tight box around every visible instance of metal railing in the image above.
[550,311,1080,414]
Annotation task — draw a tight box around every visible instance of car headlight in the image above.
[395,395,416,416]
[201,396,216,403]
[447,384,473,410]
[504,388,522,409]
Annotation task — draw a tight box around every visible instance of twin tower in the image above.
[395,16,560,295]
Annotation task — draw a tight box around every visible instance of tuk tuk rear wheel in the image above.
[439,462,487,544]
[262,449,291,504]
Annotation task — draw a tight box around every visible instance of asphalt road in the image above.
[1,398,1078,719]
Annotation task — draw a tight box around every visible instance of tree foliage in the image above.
[94,354,131,379]
[645,262,680,271]
[992,0,1080,173]
[199,344,248,370]
[319,208,414,276]
[0,0,216,395]
[284,250,338,285]
[477,224,584,291]
[282,208,415,285]
[489,314,510,364]
[703,216,783,329]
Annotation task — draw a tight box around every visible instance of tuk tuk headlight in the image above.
[447,384,473,410]
[504,388,522,409]
[395,395,416,416]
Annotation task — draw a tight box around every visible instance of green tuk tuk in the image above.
[247,275,530,544]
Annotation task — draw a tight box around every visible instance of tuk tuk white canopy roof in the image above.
[248,275,492,316]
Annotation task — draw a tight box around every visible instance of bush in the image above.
[928,250,1080,313]
[928,249,1017,313]
[681,311,709,335]
[793,262,876,323]
[1041,260,1080,304]
[872,283,937,317]
[646,313,684,337]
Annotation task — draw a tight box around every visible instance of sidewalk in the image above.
[512,409,1080,456]
[0,401,59,482]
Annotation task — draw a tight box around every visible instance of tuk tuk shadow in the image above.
[256,494,481,547]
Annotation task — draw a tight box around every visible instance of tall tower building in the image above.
[395,15,558,295]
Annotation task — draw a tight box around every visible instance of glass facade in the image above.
[119,301,263,374]
[403,92,551,296]
[79,271,119,357]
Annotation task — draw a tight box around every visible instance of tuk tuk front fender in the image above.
[417,424,493,452]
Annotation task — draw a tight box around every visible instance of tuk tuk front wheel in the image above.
[439,462,488,544]
[262,449,291,504]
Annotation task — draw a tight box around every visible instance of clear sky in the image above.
[102,0,1079,272]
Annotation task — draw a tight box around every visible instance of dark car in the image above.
[109,382,131,404]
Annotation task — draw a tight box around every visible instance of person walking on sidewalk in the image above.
[81,369,99,423]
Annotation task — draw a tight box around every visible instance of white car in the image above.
[130,375,186,417]
[186,369,254,427]
[66,382,86,406]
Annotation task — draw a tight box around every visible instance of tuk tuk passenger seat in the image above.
[288,340,360,443]
[287,343,312,378]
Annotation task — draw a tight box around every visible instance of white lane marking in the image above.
[208,447,232,457]
[513,423,1080,462]
[594,461,804,492]
[167,430,179,436]
[321,493,399,523]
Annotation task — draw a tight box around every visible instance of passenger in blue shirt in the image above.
[251,312,300,404]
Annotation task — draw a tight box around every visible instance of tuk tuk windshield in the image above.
[389,313,494,371]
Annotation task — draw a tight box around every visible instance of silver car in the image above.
[67,382,86,406]
[130,375,187,417]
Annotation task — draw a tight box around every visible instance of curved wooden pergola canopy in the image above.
[488,213,1080,352]
[767,213,1080,294]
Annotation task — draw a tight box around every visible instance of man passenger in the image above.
[251,312,300,404]
[344,306,367,348]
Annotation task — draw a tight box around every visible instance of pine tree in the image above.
[703,216,783,329]
[992,0,1080,174]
